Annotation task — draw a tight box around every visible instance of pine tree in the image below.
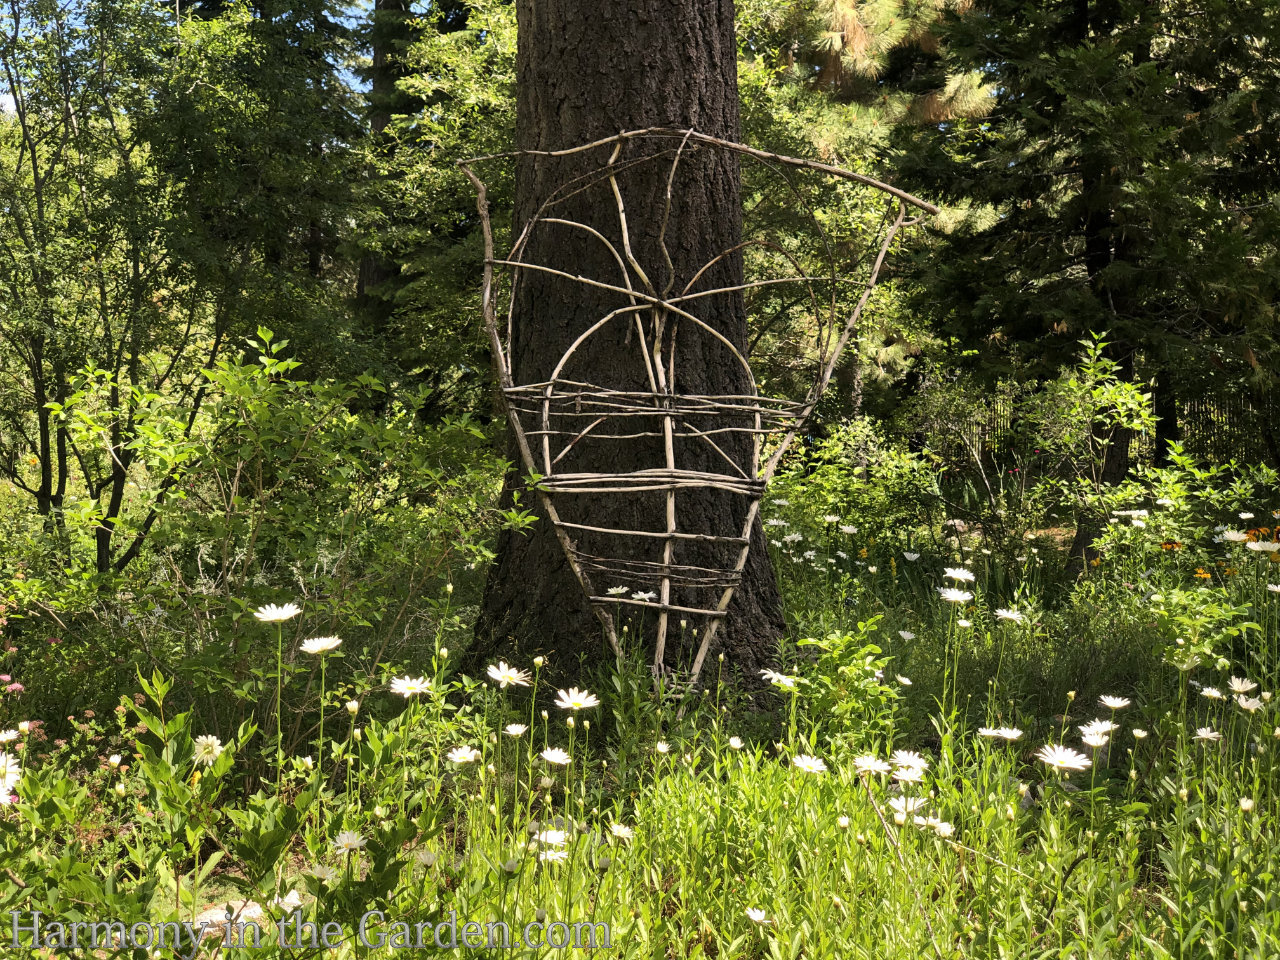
[892,0,1280,482]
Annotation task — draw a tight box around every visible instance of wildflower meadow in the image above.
[2,417,1280,957]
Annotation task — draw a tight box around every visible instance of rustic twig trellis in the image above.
[460,128,936,683]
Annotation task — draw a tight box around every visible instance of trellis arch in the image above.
[461,128,936,682]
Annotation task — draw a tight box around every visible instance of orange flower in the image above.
[1194,567,1212,580]
[1161,541,1183,551]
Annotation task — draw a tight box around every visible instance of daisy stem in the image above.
[275,622,284,789]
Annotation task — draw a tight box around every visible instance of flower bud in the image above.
[345,700,359,715]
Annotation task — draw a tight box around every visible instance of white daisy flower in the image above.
[504,724,528,737]
[390,676,432,698]
[891,750,929,771]
[745,907,769,924]
[541,747,571,765]
[193,735,223,767]
[554,687,600,711]
[1080,719,1117,738]
[487,662,532,688]
[1193,727,1222,742]
[1036,744,1091,771]
[760,669,800,690]
[937,587,973,604]
[447,745,481,764]
[1229,676,1259,694]
[995,608,1024,622]
[254,602,301,623]
[332,830,366,854]
[300,636,341,655]
[903,552,920,561]
[609,823,633,841]
[792,754,827,774]
[853,755,891,774]
[944,567,976,582]
[889,796,928,815]
[535,829,569,847]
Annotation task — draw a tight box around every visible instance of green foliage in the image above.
[1,330,517,748]
[895,0,1280,406]
[795,619,899,743]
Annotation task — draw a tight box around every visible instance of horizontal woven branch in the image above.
[586,595,728,618]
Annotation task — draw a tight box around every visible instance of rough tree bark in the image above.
[473,0,785,679]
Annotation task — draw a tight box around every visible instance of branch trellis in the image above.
[461,128,936,683]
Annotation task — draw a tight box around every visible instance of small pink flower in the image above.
[5,683,23,693]
[0,675,9,682]
[46,637,60,644]
[5,647,15,654]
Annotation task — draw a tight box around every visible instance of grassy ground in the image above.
[2,491,1280,958]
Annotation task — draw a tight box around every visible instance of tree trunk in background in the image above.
[1153,365,1180,464]
[355,0,413,329]
[474,0,784,680]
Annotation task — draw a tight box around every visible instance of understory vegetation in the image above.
[2,339,1279,958]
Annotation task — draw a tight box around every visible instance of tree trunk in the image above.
[1153,364,1180,464]
[355,0,414,330]
[474,0,784,680]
